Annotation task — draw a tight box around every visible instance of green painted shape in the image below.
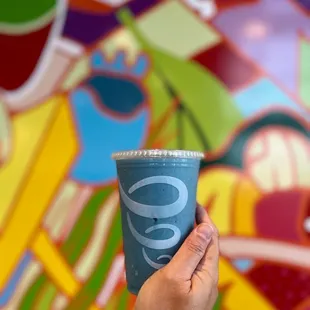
[35,285,58,310]
[106,297,119,310]
[0,0,55,24]
[19,276,45,310]
[146,73,172,123]
[118,8,243,151]
[65,210,122,310]
[145,73,178,149]
[300,38,310,108]
[20,187,114,309]
[213,291,224,310]
[137,0,220,59]
[117,287,131,310]
[62,188,114,264]
[182,111,204,150]
[146,71,207,150]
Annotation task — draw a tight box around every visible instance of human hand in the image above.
[135,204,219,310]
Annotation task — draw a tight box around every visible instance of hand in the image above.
[135,204,219,310]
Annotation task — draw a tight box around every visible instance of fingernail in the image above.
[197,224,213,240]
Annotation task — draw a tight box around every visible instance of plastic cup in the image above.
[112,149,204,295]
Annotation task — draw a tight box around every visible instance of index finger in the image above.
[196,204,219,236]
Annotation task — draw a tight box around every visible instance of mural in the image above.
[0,0,309,309]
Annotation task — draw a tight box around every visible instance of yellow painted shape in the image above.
[32,231,99,308]
[0,97,77,289]
[197,168,241,235]
[0,101,10,162]
[219,258,274,310]
[233,178,261,236]
[0,99,58,229]
[32,230,80,297]
[88,305,102,310]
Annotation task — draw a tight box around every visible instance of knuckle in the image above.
[160,269,186,294]
[162,268,177,283]
[187,239,205,256]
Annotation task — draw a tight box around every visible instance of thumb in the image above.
[166,223,214,280]
[194,204,219,285]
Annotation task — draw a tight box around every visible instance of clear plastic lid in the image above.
[112,149,205,160]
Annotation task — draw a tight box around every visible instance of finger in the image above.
[196,203,216,228]
[194,205,219,284]
[166,221,214,280]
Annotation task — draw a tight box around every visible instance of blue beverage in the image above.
[112,150,204,295]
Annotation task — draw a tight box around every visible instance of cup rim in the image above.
[112,149,205,160]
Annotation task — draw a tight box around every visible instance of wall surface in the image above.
[0,0,309,309]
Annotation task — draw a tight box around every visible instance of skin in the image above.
[135,204,219,310]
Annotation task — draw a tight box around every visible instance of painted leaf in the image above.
[118,8,243,151]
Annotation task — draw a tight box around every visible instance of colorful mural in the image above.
[0,0,309,309]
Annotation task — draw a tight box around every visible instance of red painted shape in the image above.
[192,41,259,91]
[255,190,305,242]
[247,263,310,310]
[69,0,114,14]
[215,0,259,11]
[0,23,52,91]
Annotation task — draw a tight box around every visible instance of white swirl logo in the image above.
[120,176,188,269]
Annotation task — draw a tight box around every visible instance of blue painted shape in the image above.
[232,259,254,272]
[234,78,310,120]
[69,89,148,184]
[111,51,127,73]
[91,51,127,74]
[86,75,145,115]
[0,253,32,306]
[131,55,149,77]
[91,50,111,71]
[70,49,150,184]
[90,50,149,78]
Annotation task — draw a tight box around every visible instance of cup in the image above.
[112,149,204,295]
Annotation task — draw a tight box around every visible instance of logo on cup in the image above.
[119,176,188,269]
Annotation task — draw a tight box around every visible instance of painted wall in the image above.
[0,0,309,309]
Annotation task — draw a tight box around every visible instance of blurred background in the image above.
[0,0,309,309]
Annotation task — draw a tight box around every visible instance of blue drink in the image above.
[112,150,204,295]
